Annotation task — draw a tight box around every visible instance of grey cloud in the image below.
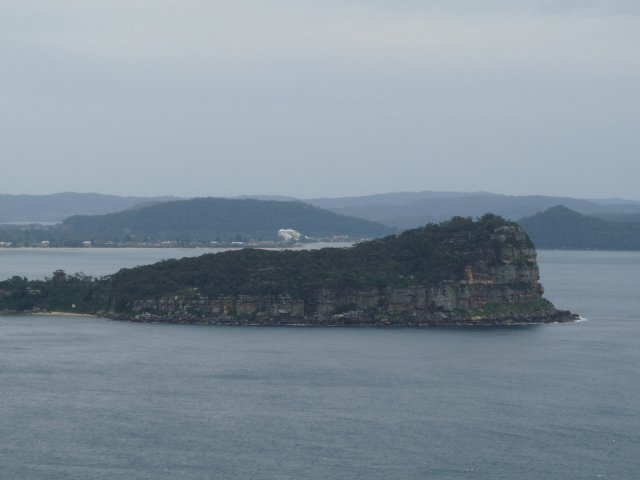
[1,1,639,199]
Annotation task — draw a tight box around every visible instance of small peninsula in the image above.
[0,215,575,326]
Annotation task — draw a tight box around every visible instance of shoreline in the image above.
[2,307,578,326]
[30,311,97,318]
[1,311,578,326]
[104,309,578,327]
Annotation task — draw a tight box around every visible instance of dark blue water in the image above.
[1,251,639,479]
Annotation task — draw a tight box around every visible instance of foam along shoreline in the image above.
[31,311,97,317]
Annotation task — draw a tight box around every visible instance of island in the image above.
[0,215,576,326]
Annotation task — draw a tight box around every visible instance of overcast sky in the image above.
[2,1,639,199]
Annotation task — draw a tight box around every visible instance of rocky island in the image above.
[0,215,576,325]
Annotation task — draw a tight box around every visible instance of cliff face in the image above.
[112,224,573,326]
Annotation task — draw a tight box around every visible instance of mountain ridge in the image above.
[3,191,640,226]
[0,192,179,223]
[307,192,640,229]
[0,197,394,246]
[519,206,640,250]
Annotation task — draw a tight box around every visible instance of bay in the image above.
[0,243,350,280]
[0,250,639,479]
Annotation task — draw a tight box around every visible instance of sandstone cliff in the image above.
[105,220,575,326]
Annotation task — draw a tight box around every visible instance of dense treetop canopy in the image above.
[0,214,523,314]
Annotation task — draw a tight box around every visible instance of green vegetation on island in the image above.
[0,215,575,325]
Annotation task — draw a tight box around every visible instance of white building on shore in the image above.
[278,228,301,242]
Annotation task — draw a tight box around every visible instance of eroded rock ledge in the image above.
[110,289,573,326]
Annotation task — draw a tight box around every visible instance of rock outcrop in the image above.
[107,222,575,326]
[1,216,575,325]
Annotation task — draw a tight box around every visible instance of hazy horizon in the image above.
[2,1,638,199]
[2,189,640,204]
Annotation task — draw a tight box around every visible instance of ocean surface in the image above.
[1,250,639,479]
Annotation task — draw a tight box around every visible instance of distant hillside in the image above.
[519,206,640,250]
[0,198,393,246]
[591,212,640,224]
[308,191,486,209]
[307,191,640,229]
[0,193,179,223]
[6,190,640,228]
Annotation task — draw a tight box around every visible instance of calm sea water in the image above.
[1,250,639,479]
[0,243,350,280]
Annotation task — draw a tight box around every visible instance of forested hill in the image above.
[105,214,524,305]
[520,206,640,250]
[59,197,393,243]
[0,214,574,326]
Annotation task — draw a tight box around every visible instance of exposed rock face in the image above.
[109,224,575,326]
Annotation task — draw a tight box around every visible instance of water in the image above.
[1,250,639,479]
[0,247,224,279]
[0,243,351,280]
